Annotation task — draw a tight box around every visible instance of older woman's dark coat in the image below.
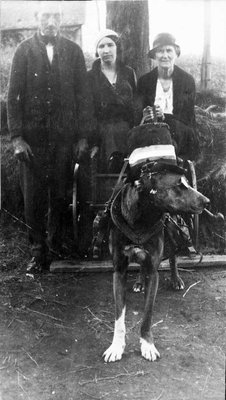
[136,65,198,159]
[88,58,136,170]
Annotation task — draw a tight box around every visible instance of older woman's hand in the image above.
[143,106,153,118]
[142,105,165,122]
[154,105,165,120]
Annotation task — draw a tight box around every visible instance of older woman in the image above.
[88,29,137,171]
[137,32,198,160]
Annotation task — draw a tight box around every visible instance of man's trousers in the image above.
[19,144,73,258]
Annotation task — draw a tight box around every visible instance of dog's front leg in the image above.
[103,270,127,362]
[103,231,128,362]
[140,235,163,361]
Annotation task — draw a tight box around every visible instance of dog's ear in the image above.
[127,164,143,183]
[108,152,125,173]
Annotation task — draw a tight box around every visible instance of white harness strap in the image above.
[129,144,176,168]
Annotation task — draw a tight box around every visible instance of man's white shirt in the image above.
[46,43,54,64]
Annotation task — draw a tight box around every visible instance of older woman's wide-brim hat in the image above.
[148,33,180,59]
[95,29,119,57]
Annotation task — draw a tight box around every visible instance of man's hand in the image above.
[74,138,89,161]
[90,146,99,159]
[12,136,34,163]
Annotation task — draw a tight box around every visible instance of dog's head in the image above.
[137,161,210,214]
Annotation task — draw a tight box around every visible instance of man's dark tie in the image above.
[41,35,57,46]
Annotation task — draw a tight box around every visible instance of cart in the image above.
[72,147,128,254]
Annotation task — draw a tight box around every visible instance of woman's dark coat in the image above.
[88,59,136,169]
[137,65,196,127]
[136,65,198,159]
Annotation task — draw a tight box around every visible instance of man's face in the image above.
[37,7,61,37]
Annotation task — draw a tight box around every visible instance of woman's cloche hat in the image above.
[148,33,180,59]
[95,29,119,57]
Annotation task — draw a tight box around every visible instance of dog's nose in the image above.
[204,196,210,206]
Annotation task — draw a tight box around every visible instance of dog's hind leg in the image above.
[133,271,144,293]
[169,252,185,290]
[128,247,146,293]
[140,234,163,361]
[103,230,128,362]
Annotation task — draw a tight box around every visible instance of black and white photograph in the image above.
[0,0,226,398]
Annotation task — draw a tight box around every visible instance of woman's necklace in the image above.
[159,78,172,92]
[101,65,117,85]
[158,66,173,92]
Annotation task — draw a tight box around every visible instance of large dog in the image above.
[103,124,210,363]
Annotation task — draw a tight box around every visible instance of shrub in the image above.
[177,54,226,96]
[1,135,24,216]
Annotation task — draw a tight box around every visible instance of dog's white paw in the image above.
[103,342,125,363]
[140,338,160,361]
[133,282,144,293]
[171,275,185,290]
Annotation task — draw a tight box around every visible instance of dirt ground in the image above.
[0,220,225,400]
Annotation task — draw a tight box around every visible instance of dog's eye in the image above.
[150,189,157,195]
[178,176,189,188]
[134,180,140,187]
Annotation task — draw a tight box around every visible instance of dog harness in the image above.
[110,184,166,245]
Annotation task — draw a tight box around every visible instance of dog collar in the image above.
[110,184,166,245]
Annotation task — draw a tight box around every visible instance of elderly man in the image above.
[7,2,94,272]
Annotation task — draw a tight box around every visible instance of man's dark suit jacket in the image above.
[7,33,94,147]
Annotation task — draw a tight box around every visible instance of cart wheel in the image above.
[72,163,79,244]
[184,160,199,250]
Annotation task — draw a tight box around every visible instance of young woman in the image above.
[88,29,137,171]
